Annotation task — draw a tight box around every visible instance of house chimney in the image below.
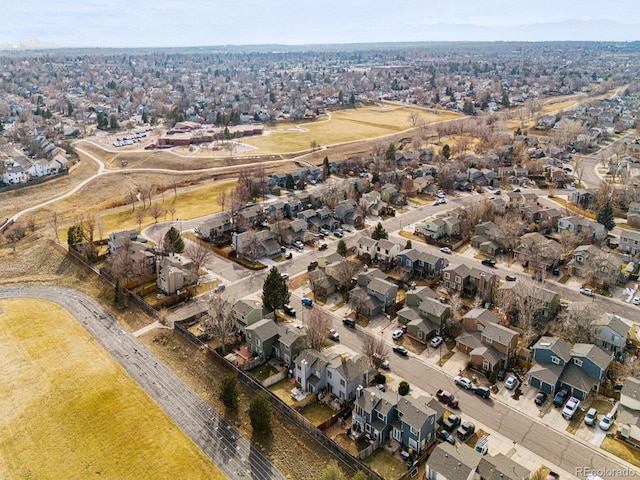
[341,354,347,363]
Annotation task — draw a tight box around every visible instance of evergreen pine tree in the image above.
[337,239,347,258]
[371,222,388,240]
[249,392,272,434]
[596,201,616,231]
[163,226,185,255]
[262,267,291,312]
[219,373,240,409]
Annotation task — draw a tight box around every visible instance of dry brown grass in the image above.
[0,298,220,480]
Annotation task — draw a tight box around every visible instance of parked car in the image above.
[505,275,517,281]
[392,330,404,340]
[513,188,521,192]
[283,304,296,317]
[579,288,594,297]
[436,389,459,408]
[440,247,452,254]
[584,408,598,426]
[443,414,461,431]
[496,367,506,381]
[457,421,476,440]
[301,297,313,307]
[318,243,328,251]
[521,260,529,268]
[599,413,614,431]
[280,273,290,280]
[472,386,491,399]
[633,297,640,306]
[392,345,409,356]
[373,353,390,370]
[454,376,473,390]
[333,231,343,238]
[294,240,305,250]
[553,386,570,407]
[430,336,443,348]
[328,328,340,341]
[562,397,580,419]
[552,267,560,276]
[377,383,386,392]
[438,429,456,445]
[320,228,330,236]
[213,283,226,293]
[534,392,548,405]
[342,317,356,328]
[481,259,496,267]
[505,375,519,390]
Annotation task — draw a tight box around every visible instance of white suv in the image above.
[454,376,473,390]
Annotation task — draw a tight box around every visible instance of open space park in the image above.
[0,298,222,480]
[241,104,462,154]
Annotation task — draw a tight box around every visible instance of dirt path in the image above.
[0,285,286,480]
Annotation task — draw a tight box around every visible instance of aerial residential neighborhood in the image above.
[2,3,640,480]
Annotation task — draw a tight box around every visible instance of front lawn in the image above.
[601,436,640,467]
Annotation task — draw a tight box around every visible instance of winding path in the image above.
[0,285,285,480]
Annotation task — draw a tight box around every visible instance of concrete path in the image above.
[0,285,285,480]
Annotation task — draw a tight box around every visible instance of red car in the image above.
[318,243,328,250]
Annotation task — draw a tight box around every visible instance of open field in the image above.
[0,297,220,480]
[241,105,461,154]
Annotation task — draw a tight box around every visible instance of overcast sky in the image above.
[3,0,640,47]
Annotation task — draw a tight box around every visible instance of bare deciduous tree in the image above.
[557,303,600,344]
[204,291,236,355]
[185,241,213,278]
[304,309,332,351]
[361,335,389,369]
[572,155,587,187]
[333,259,361,293]
[497,281,546,344]
[149,202,165,224]
[135,208,146,232]
[48,209,62,242]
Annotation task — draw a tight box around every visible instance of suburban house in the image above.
[617,377,640,448]
[272,218,312,246]
[156,255,198,295]
[527,336,612,400]
[590,312,629,354]
[232,230,280,259]
[352,386,444,454]
[456,308,519,373]
[358,236,378,260]
[308,268,336,299]
[471,221,503,256]
[567,244,623,281]
[397,286,451,342]
[197,212,233,241]
[27,159,52,177]
[514,232,562,272]
[235,204,265,230]
[497,281,560,320]
[375,239,401,265]
[443,263,498,299]
[230,298,274,334]
[334,199,358,226]
[107,229,139,255]
[504,191,525,210]
[2,165,29,185]
[416,218,446,240]
[359,191,381,216]
[295,349,370,402]
[245,318,306,365]
[349,270,398,317]
[395,249,448,279]
[557,216,606,241]
[619,229,640,255]
[426,442,530,480]
[380,183,406,205]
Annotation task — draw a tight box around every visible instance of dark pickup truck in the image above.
[436,389,459,408]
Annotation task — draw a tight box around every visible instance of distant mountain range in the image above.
[413,20,640,42]
[0,19,638,51]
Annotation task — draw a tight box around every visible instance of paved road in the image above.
[0,285,285,480]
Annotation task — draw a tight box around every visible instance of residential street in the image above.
[0,285,285,480]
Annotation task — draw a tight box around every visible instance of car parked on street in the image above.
[318,243,328,250]
[454,376,473,390]
[472,386,491,399]
[579,288,593,296]
[283,304,296,316]
[457,421,475,440]
[505,275,517,281]
[481,259,496,267]
[280,273,290,280]
[440,247,452,254]
[392,345,408,356]
[342,317,356,328]
[301,297,313,307]
[294,240,305,250]
[633,297,640,305]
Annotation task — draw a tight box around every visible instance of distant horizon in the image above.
[3,0,640,48]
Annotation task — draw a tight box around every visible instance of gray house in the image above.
[395,249,448,279]
[528,336,612,400]
[591,313,629,354]
[230,298,274,333]
[352,387,443,454]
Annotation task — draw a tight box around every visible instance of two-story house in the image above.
[334,199,358,226]
[397,287,444,342]
[557,215,606,242]
[107,229,138,255]
[232,230,281,259]
[349,270,398,317]
[497,281,560,319]
[295,349,370,402]
[245,318,306,364]
[416,218,447,240]
[591,313,629,354]
[357,237,378,261]
[617,377,640,447]
[443,264,498,299]
[352,387,443,454]
[395,249,448,279]
[471,221,503,256]
[528,336,612,400]
[197,212,233,241]
[156,256,198,295]
[619,229,640,255]
[230,298,274,334]
[235,204,264,230]
[456,308,519,373]
[567,244,623,279]
[375,239,401,266]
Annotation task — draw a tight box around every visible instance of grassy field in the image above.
[0,298,221,480]
[242,105,461,154]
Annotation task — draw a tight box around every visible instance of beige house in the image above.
[156,256,198,295]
